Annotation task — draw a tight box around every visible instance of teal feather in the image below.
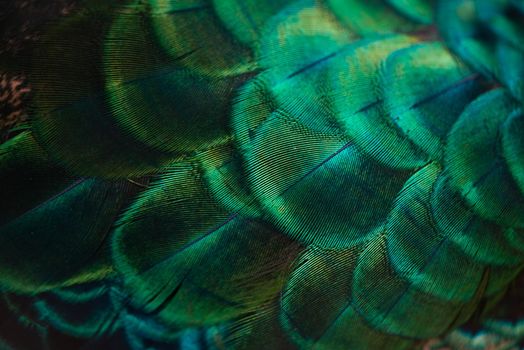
[0,0,523,349]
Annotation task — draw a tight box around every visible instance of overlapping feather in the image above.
[0,0,523,349]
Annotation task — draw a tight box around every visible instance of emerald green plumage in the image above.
[105,4,252,157]
[112,158,302,327]
[437,0,524,103]
[29,3,172,177]
[382,42,484,158]
[446,89,524,227]
[327,0,421,34]
[386,0,435,24]
[0,132,138,293]
[0,0,523,349]
[329,34,427,169]
[149,0,255,75]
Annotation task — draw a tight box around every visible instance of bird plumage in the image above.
[0,0,523,349]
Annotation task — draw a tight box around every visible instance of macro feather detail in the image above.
[0,0,523,349]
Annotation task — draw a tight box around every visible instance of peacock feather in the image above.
[0,0,523,349]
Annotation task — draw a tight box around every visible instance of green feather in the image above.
[280,247,360,346]
[256,0,356,77]
[104,5,249,156]
[352,233,488,338]
[113,159,302,327]
[386,0,435,24]
[329,34,428,169]
[326,0,421,35]
[0,177,134,293]
[382,42,485,159]
[283,245,414,349]
[445,89,524,228]
[438,0,524,103]
[30,2,172,178]
[212,0,291,46]
[502,109,524,194]
[234,104,411,248]
[0,132,134,293]
[149,0,254,76]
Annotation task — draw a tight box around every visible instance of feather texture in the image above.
[0,0,523,349]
